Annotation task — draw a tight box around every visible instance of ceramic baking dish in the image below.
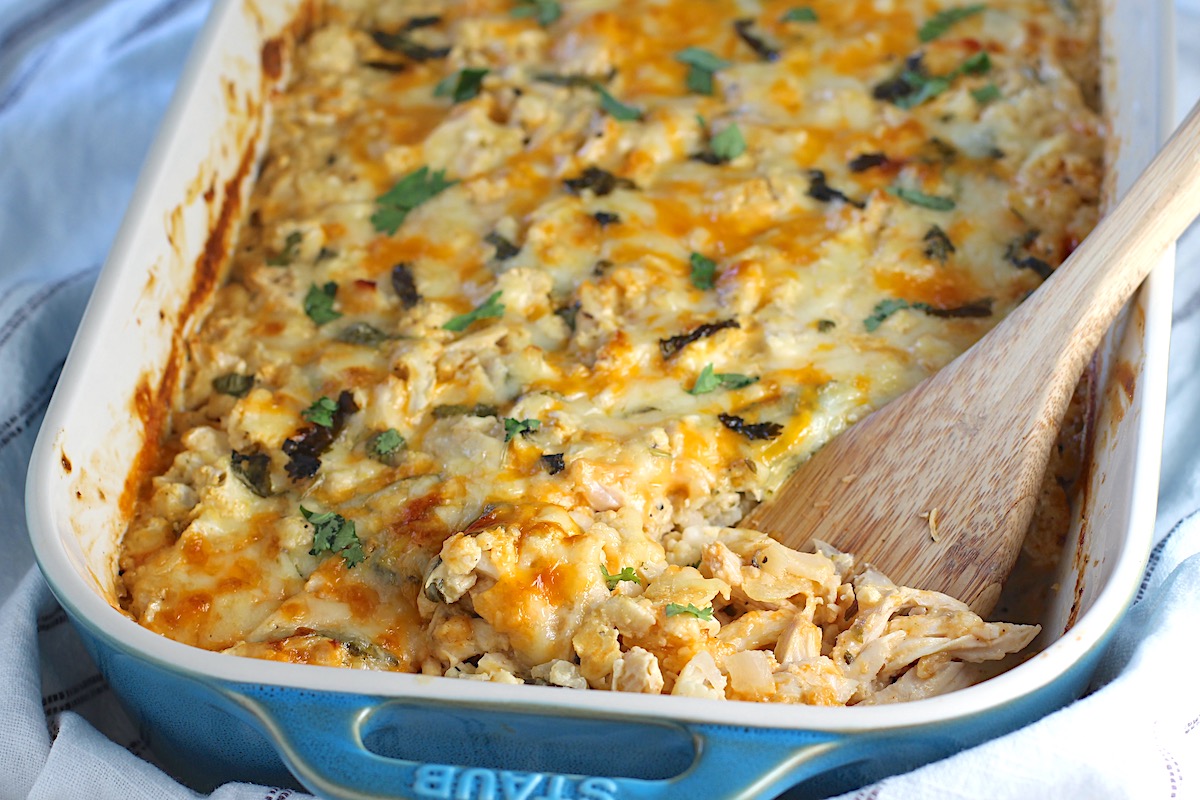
[26,1,1175,797]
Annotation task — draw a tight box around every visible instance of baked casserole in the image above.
[118,0,1102,705]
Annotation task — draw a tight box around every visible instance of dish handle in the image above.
[229,686,855,800]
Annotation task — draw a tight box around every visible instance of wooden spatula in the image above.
[743,101,1200,615]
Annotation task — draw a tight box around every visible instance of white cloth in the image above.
[0,2,1197,798]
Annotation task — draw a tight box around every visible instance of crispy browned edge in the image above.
[115,2,321,528]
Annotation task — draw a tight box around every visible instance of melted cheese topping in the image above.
[119,0,1101,703]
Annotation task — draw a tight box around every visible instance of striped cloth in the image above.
[0,2,1197,798]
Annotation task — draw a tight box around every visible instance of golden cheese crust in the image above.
[118,0,1100,704]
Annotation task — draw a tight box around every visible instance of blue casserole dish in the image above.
[25,0,1175,796]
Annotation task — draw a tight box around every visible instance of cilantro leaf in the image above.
[266,231,302,266]
[688,363,758,394]
[881,52,993,109]
[919,5,986,42]
[887,185,956,211]
[665,602,714,620]
[893,72,952,109]
[781,7,818,22]
[300,506,365,567]
[600,564,640,590]
[372,167,457,235]
[864,298,914,332]
[511,0,561,26]
[711,124,746,161]
[676,47,731,95]
[960,51,992,75]
[434,67,489,103]
[304,282,342,326]
[443,290,505,332]
[971,83,1002,104]
[367,428,406,465]
[212,373,253,397]
[689,252,717,290]
[503,417,541,441]
[593,85,643,121]
[302,396,340,427]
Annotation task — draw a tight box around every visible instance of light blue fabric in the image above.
[1,2,1198,798]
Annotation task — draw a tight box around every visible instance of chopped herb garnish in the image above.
[848,152,889,172]
[961,52,992,75]
[316,247,338,261]
[781,7,818,22]
[1005,232,1054,279]
[888,185,956,211]
[563,167,636,196]
[601,564,640,590]
[503,417,541,441]
[304,282,341,326]
[865,296,993,330]
[443,291,504,332]
[367,428,406,465]
[923,299,994,318]
[689,252,718,290]
[718,413,784,441]
[433,403,499,419]
[733,18,779,61]
[435,67,489,103]
[865,298,917,332]
[336,322,396,346]
[283,391,358,479]
[593,85,643,121]
[919,5,986,43]
[301,506,365,567]
[485,231,521,261]
[665,602,714,620]
[817,319,837,332]
[266,231,302,266]
[372,167,457,235]
[808,170,865,208]
[711,124,746,162]
[540,452,566,474]
[303,396,340,428]
[511,0,561,26]
[230,450,272,497]
[365,60,406,73]
[688,363,758,395]
[874,52,992,109]
[391,263,421,308]
[534,72,605,88]
[923,225,956,262]
[675,47,731,96]
[971,83,1002,104]
[371,30,450,62]
[659,319,740,358]
[212,373,253,397]
[593,211,620,227]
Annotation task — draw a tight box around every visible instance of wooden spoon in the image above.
[743,101,1200,615]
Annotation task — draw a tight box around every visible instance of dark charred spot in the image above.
[659,318,740,359]
[282,391,358,480]
[718,413,784,441]
[564,167,637,196]
[391,263,421,308]
[807,170,865,209]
